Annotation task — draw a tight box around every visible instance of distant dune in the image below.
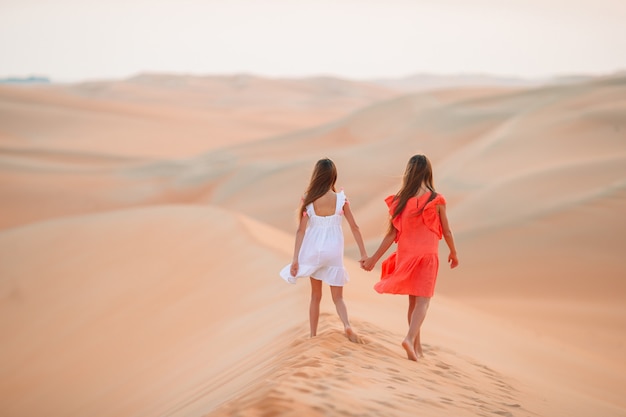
[0,73,395,158]
[369,71,608,93]
[0,72,625,417]
[371,72,539,92]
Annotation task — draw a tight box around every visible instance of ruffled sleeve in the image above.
[422,194,446,239]
[385,195,401,242]
[305,203,314,218]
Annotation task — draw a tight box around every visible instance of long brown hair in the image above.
[299,158,338,216]
[389,154,437,230]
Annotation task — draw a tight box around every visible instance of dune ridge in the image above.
[209,315,531,417]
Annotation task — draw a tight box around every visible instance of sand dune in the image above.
[1,206,623,417]
[0,75,395,158]
[66,73,395,111]
[371,72,542,92]
[210,317,531,417]
[0,74,396,228]
[1,73,625,416]
[0,206,302,417]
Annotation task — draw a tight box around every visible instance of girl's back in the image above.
[312,191,338,217]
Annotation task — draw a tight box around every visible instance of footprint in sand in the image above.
[297,359,321,368]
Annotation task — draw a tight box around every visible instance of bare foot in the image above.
[402,339,418,361]
[414,342,424,358]
[345,326,362,344]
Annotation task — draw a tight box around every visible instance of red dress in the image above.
[373,192,446,297]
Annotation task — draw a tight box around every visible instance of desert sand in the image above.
[0,73,625,417]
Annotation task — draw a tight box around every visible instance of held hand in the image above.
[358,255,368,270]
[290,261,299,277]
[362,257,377,271]
[359,257,367,270]
[448,252,459,269]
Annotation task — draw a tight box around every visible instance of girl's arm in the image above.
[362,224,397,271]
[343,203,368,261]
[290,213,309,276]
[438,204,459,268]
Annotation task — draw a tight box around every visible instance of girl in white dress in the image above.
[280,158,368,342]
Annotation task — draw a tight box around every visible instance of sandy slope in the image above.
[1,73,625,416]
[0,206,301,417]
[1,207,623,417]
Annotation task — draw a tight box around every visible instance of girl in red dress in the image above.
[362,154,459,361]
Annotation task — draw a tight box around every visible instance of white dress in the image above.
[280,191,349,286]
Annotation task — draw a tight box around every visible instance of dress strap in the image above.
[335,191,347,215]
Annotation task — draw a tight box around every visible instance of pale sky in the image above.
[1,0,625,82]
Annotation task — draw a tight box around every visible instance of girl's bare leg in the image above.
[414,331,424,358]
[402,296,430,361]
[407,295,423,357]
[309,278,322,337]
[408,295,416,325]
[330,285,360,343]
